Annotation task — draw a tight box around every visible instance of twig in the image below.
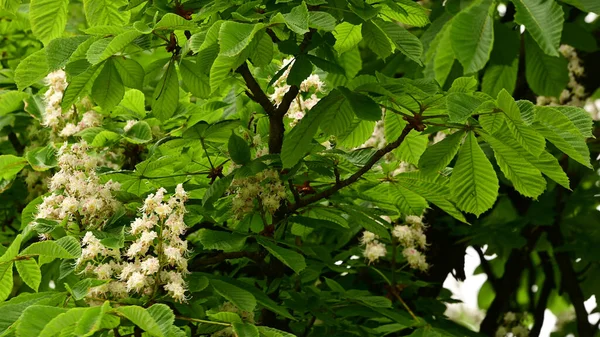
[236,63,275,116]
[390,288,418,322]
[288,124,413,212]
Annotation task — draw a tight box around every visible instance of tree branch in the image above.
[288,124,413,212]
[236,62,276,115]
[474,246,499,291]
[530,252,554,337]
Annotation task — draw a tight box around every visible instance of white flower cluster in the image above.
[270,58,324,126]
[42,70,103,138]
[495,312,530,337]
[35,142,121,230]
[537,45,586,108]
[360,215,429,271]
[231,169,287,219]
[393,215,429,272]
[360,231,387,264]
[78,184,191,303]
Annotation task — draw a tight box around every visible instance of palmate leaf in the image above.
[14,49,49,90]
[115,306,164,337]
[379,0,430,27]
[554,106,594,138]
[29,0,69,45]
[480,131,546,198]
[450,131,499,216]
[534,123,592,168]
[446,92,484,123]
[512,0,564,56]
[218,22,264,57]
[283,1,309,34]
[365,183,428,215]
[86,30,142,65]
[450,0,495,73]
[16,305,68,337]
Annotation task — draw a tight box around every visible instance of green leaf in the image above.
[228,133,251,165]
[283,1,309,34]
[124,121,152,144]
[74,302,109,336]
[146,304,176,337]
[333,22,362,54]
[39,308,86,337]
[194,229,247,252]
[92,59,125,111]
[26,145,57,171]
[494,129,571,189]
[21,241,78,259]
[179,60,210,99]
[249,31,274,67]
[419,130,465,175]
[113,57,144,90]
[380,1,430,27]
[450,0,495,73]
[14,49,49,90]
[534,124,592,169]
[152,60,179,121]
[62,64,102,109]
[257,327,297,337]
[86,30,142,65]
[480,132,546,198]
[446,93,484,123]
[0,262,13,301]
[83,0,130,27]
[377,21,423,66]
[15,259,41,292]
[218,22,264,57]
[0,91,28,116]
[46,36,91,71]
[257,237,306,274]
[30,0,69,45]
[286,54,313,86]
[366,183,428,215]
[308,11,336,31]
[479,113,505,134]
[114,89,146,119]
[498,89,545,157]
[339,87,381,121]
[115,306,164,337]
[233,323,260,337]
[395,130,428,165]
[512,0,564,56]
[384,111,408,142]
[559,0,600,13]
[280,93,335,167]
[0,234,23,263]
[154,13,197,30]
[0,155,28,180]
[352,295,393,308]
[482,23,520,97]
[424,20,454,86]
[202,174,234,206]
[450,131,499,216]
[535,106,581,137]
[16,305,68,337]
[362,21,392,59]
[211,279,257,312]
[554,106,594,138]
[524,33,569,97]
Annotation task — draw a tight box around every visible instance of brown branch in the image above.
[236,62,276,115]
[288,124,413,212]
[474,246,499,291]
[530,252,555,337]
